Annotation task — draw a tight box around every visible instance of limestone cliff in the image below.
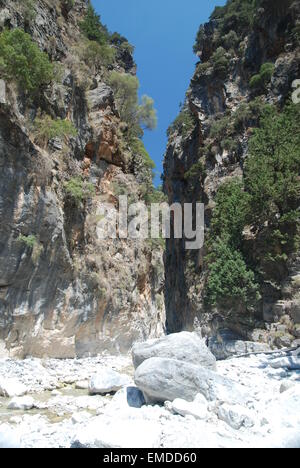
[0,0,165,358]
[164,0,300,347]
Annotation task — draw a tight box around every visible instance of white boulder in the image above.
[0,378,27,398]
[134,357,246,405]
[8,396,35,411]
[89,369,130,395]
[132,331,216,370]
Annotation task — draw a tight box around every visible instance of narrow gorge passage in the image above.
[0,0,299,450]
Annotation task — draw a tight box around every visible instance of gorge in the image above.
[0,0,299,449]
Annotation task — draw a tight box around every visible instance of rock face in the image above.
[132,331,216,370]
[134,357,246,404]
[163,0,300,348]
[0,0,165,358]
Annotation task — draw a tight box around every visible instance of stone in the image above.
[71,412,92,424]
[0,378,27,398]
[169,396,208,420]
[209,329,270,360]
[279,381,296,394]
[88,369,130,395]
[0,424,21,448]
[132,332,216,370]
[217,404,256,430]
[71,418,162,448]
[75,381,89,390]
[108,386,145,410]
[8,396,35,411]
[134,357,246,405]
[269,356,300,371]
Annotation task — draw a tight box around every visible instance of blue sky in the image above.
[92,0,225,186]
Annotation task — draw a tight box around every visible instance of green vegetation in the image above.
[108,71,157,137]
[233,98,269,131]
[17,234,37,249]
[209,114,231,140]
[143,185,167,205]
[80,40,116,71]
[210,179,250,249]
[211,47,230,78]
[245,103,300,225]
[167,109,196,138]
[22,0,37,25]
[184,160,206,182]
[205,102,300,307]
[80,3,109,45]
[249,63,275,92]
[223,30,239,50]
[0,29,53,93]
[131,138,155,171]
[110,32,134,54]
[206,239,260,307]
[210,0,257,36]
[34,114,77,147]
[194,0,258,54]
[64,177,95,206]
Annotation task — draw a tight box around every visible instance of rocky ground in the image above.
[0,334,299,448]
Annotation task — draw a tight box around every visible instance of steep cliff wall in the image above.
[0,0,165,358]
[164,0,300,347]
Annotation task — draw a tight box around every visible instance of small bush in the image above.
[65,177,95,206]
[17,234,37,249]
[209,115,232,140]
[110,32,134,54]
[167,109,196,138]
[195,61,211,75]
[221,138,238,152]
[0,28,53,93]
[250,62,275,92]
[22,0,37,25]
[211,47,230,78]
[184,160,206,181]
[34,114,77,147]
[80,40,116,71]
[131,138,155,170]
[223,30,239,50]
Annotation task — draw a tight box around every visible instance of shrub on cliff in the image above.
[211,47,230,78]
[108,71,157,136]
[0,28,53,93]
[131,138,155,171]
[34,114,77,147]
[64,177,95,206]
[80,3,109,45]
[249,63,275,92]
[80,40,116,71]
[167,109,196,138]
